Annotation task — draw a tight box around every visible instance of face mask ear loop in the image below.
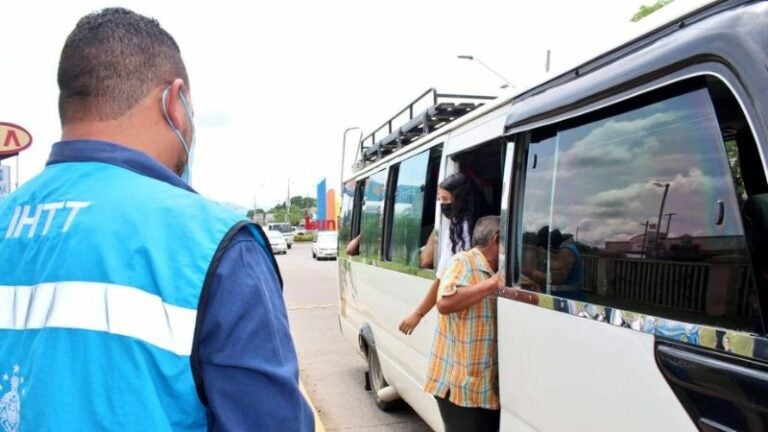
[178,92,195,146]
[161,86,190,156]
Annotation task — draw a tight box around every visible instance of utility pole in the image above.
[287,178,291,223]
[664,212,677,238]
[653,182,670,256]
[640,220,650,259]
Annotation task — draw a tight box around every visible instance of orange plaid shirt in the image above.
[423,248,499,409]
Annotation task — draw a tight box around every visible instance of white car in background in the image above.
[312,231,338,260]
[267,222,294,249]
[265,229,288,255]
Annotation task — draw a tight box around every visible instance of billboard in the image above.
[305,177,338,231]
[0,123,32,158]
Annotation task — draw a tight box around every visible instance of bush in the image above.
[294,233,315,242]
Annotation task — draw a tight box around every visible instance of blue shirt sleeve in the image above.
[197,227,314,431]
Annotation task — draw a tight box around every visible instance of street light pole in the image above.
[287,178,293,223]
[457,55,514,89]
[640,220,650,259]
[341,127,362,190]
[653,182,670,256]
[664,212,677,239]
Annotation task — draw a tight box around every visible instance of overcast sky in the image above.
[1,0,704,212]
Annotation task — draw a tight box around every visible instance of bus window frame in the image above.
[350,178,366,239]
[382,164,399,261]
[498,67,768,360]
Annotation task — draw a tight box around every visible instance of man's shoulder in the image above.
[444,250,475,276]
[453,248,481,264]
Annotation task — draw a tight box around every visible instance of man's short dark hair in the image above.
[58,7,189,124]
[472,216,500,248]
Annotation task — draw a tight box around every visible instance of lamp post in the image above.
[341,127,362,189]
[639,220,650,258]
[457,55,514,89]
[664,212,677,239]
[653,182,670,256]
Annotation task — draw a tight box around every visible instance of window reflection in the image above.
[390,150,430,267]
[517,86,758,331]
[339,179,356,247]
[360,170,388,258]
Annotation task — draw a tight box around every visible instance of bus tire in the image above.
[366,347,403,411]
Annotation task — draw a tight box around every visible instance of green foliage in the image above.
[390,213,423,268]
[254,195,316,226]
[631,0,674,22]
[359,210,382,258]
[290,196,316,210]
[294,233,315,242]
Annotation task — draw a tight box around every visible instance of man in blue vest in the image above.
[0,8,313,431]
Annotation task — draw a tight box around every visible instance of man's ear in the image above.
[164,78,188,130]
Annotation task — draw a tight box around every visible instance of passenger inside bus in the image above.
[399,173,490,335]
[345,234,360,256]
[521,225,585,301]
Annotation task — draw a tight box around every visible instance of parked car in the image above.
[267,222,294,249]
[265,229,287,255]
[312,231,338,260]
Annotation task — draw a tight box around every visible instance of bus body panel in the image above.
[498,299,697,432]
[339,257,443,429]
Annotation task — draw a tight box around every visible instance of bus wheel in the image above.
[366,348,403,411]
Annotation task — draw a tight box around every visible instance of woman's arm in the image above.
[398,278,440,335]
[419,232,436,269]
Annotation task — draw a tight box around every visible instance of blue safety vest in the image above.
[0,161,263,431]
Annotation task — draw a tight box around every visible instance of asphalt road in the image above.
[278,242,432,432]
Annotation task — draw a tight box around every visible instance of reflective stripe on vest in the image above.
[0,281,196,356]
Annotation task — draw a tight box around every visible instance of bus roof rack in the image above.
[355,88,495,167]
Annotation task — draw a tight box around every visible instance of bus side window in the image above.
[516,77,764,333]
[341,179,365,256]
[359,169,388,259]
[387,146,442,268]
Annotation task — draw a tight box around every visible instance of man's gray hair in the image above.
[471,216,500,247]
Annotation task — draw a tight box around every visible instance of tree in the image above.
[290,196,316,209]
[631,0,674,22]
[267,195,316,225]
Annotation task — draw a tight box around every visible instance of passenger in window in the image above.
[522,225,586,302]
[399,173,490,335]
[424,215,502,432]
[345,234,361,256]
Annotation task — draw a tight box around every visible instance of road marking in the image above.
[287,303,335,311]
[300,380,327,432]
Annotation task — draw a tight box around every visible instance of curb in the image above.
[300,380,327,432]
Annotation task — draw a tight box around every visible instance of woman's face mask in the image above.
[440,203,453,219]
[438,188,454,219]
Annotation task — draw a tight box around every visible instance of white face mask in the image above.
[161,85,196,183]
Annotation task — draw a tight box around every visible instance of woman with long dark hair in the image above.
[399,172,489,334]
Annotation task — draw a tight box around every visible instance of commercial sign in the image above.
[0,165,10,198]
[0,122,33,157]
[305,177,338,231]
